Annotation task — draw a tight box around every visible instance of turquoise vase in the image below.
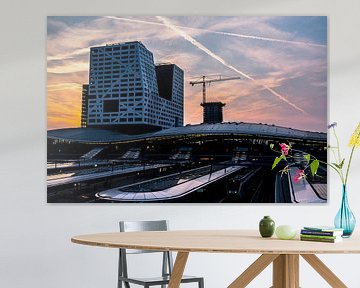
[334,185,356,237]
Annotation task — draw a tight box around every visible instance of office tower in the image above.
[86,41,184,134]
[81,84,89,127]
[155,63,184,127]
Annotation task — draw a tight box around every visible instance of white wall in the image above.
[1,0,360,287]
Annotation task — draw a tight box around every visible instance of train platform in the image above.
[97,165,242,202]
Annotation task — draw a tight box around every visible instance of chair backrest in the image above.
[119,220,168,254]
[118,220,173,281]
[120,220,168,232]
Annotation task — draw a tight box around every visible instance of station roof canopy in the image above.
[47,122,327,144]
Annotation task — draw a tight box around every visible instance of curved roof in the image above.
[152,122,326,141]
[47,128,149,143]
[47,122,326,144]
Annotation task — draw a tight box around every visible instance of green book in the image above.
[300,234,340,240]
[300,236,342,243]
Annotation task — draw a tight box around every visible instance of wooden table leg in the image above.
[168,252,189,288]
[272,254,299,288]
[301,254,347,288]
[288,255,299,288]
[228,254,279,288]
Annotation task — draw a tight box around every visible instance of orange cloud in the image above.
[47,82,83,130]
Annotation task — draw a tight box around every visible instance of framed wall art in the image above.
[47,16,327,203]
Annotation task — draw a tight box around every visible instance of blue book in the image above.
[302,226,343,236]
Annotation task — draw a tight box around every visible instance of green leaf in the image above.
[271,154,285,170]
[339,158,345,169]
[270,143,274,149]
[310,159,319,176]
[304,154,311,164]
[332,159,345,169]
[272,156,281,170]
[332,162,341,169]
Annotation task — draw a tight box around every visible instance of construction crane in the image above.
[189,75,241,104]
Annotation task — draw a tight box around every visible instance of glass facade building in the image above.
[86,41,183,133]
[81,84,89,127]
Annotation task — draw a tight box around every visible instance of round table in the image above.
[72,230,360,288]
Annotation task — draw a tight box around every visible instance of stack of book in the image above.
[300,226,344,243]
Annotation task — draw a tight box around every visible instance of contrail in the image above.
[204,30,325,48]
[105,16,325,48]
[156,16,306,114]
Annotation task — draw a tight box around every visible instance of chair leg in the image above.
[161,252,168,288]
[118,278,130,288]
[199,278,204,288]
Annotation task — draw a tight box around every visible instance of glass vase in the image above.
[334,185,356,237]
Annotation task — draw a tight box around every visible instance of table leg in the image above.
[228,253,348,288]
[228,254,279,288]
[168,251,189,288]
[272,254,299,288]
[301,254,347,288]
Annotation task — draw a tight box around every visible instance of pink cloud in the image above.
[47,16,327,132]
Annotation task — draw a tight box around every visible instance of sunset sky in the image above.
[47,16,327,132]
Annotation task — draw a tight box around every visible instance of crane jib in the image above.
[189,75,241,103]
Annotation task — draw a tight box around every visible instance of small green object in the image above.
[275,225,297,240]
[271,155,284,170]
[310,159,319,176]
[259,216,275,238]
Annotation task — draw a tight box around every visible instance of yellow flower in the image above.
[349,122,360,147]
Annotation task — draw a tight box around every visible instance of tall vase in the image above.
[334,185,356,237]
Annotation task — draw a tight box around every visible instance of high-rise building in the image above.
[201,102,225,124]
[81,84,89,127]
[155,63,184,127]
[86,41,184,134]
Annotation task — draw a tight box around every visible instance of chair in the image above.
[118,220,204,288]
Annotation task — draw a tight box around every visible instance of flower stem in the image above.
[331,148,338,165]
[318,159,344,183]
[345,145,356,185]
[333,127,345,182]
[333,127,342,164]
